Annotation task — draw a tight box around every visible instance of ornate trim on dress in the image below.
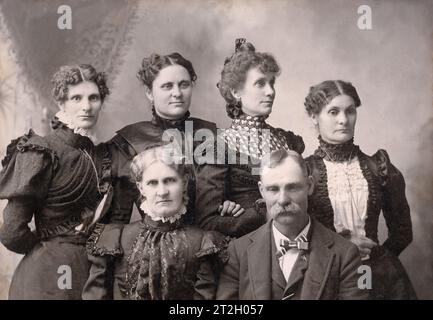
[195,233,231,264]
[371,149,390,186]
[277,128,305,154]
[37,214,82,240]
[357,151,384,243]
[97,144,112,194]
[307,148,386,244]
[222,114,304,160]
[314,136,359,162]
[54,111,97,143]
[1,129,59,170]
[306,155,336,230]
[85,223,123,257]
[140,201,187,224]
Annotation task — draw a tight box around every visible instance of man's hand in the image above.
[218,200,245,217]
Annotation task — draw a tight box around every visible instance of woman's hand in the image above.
[218,200,245,217]
[350,234,377,259]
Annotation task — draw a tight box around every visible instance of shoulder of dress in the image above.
[1,129,58,169]
[274,128,305,154]
[188,117,217,131]
[358,148,391,182]
[115,121,153,136]
[86,223,124,257]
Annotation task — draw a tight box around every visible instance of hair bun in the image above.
[141,53,160,71]
[234,38,256,53]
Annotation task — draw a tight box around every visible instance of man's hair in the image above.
[260,149,308,179]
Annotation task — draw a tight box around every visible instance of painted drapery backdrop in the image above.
[0,0,432,299]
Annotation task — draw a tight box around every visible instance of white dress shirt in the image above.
[272,218,311,282]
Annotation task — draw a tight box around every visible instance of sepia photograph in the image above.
[0,0,432,302]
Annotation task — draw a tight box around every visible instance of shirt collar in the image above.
[272,217,311,253]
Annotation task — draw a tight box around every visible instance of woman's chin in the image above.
[76,121,96,130]
[326,133,354,144]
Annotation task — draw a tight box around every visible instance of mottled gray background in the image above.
[1,0,432,299]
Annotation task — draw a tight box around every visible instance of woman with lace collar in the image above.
[194,39,305,238]
[103,52,239,226]
[304,80,416,299]
[83,145,226,300]
[0,64,111,299]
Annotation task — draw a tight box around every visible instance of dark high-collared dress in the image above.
[195,114,305,238]
[101,109,217,225]
[82,215,228,300]
[0,120,111,299]
[306,137,417,299]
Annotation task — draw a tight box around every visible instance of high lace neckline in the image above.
[53,111,97,143]
[50,116,95,149]
[223,113,290,160]
[231,113,269,130]
[314,136,359,162]
[151,106,191,131]
[140,200,187,227]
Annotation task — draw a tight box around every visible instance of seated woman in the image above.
[0,64,111,299]
[104,52,240,225]
[304,80,417,299]
[83,145,226,300]
[195,39,305,237]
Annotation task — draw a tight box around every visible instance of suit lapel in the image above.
[283,251,309,299]
[301,219,335,300]
[247,220,274,300]
[271,230,287,291]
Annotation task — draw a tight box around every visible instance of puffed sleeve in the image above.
[100,137,140,224]
[82,223,124,300]
[194,157,266,237]
[0,131,56,254]
[276,128,305,155]
[193,231,230,300]
[373,149,412,256]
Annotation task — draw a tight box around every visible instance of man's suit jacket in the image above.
[216,218,369,300]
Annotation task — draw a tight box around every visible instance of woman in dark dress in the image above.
[0,64,111,299]
[304,80,417,299]
[195,39,305,237]
[83,145,226,300]
[103,52,240,225]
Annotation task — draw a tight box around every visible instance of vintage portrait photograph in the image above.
[0,0,432,302]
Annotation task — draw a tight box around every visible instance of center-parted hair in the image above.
[217,39,281,119]
[136,52,197,88]
[130,144,191,204]
[51,64,110,102]
[304,80,361,116]
[260,149,309,179]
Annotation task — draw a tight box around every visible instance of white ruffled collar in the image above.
[140,200,187,224]
[55,110,97,143]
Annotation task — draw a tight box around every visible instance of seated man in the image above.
[216,149,369,300]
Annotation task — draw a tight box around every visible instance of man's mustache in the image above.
[269,203,301,216]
